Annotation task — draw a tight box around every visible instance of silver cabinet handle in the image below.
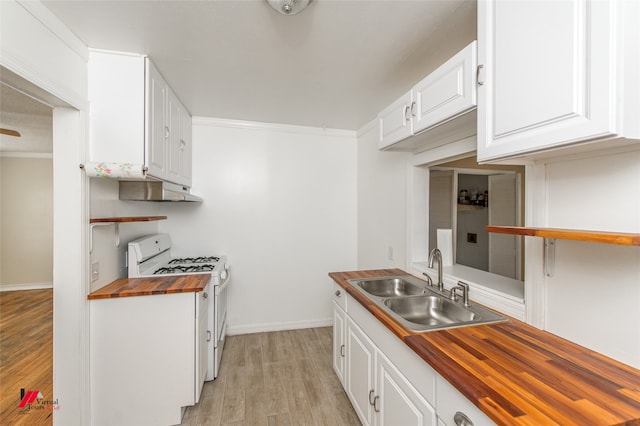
[368,389,375,405]
[207,330,212,342]
[340,344,345,357]
[476,64,484,86]
[403,105,411,122]
[454,411,474,426]
[410,101,417,117]
[202,292,208,299]
[335,290,341,297]
[180,139,186,149]
[373,395,380,413]
[164,126,170,138]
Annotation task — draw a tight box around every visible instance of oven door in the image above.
[215,315,227,379]
[207,267,230,380]
[215,273,230,342]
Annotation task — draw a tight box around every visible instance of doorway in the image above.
[0,83,54,424]
[0,67,89,425]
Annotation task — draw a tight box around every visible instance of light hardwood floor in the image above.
[0,290,357,425]
[0,289,53,426]
[181,327,360,426]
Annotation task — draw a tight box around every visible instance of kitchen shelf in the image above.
[90,216,167,223]
[485,226,640,246]
[89,216,167,253]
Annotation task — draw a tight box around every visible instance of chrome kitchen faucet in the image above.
[428,248,444,291]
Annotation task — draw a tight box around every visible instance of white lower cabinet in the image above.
[376,350,436,426]
[346,317,435,426]
[436,375,493,426]
[335,288,437,426]
[333,302,347,386]
[333,286,493,426]
[91,285,209,426]
[346,317,378,425]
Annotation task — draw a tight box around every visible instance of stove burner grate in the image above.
[169,256,220,265]
[154,264,216,274]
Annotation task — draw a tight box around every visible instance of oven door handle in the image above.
[215,274,231,295]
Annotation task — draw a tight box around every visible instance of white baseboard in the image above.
[227,317,333,336]
[0,282,53,292]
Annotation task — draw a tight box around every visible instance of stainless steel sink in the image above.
[355,278,426,297]
[346,275,507,332]
[384,295,477,326]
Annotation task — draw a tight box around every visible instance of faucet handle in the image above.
[449,286,460,301]
[456,281,471,307]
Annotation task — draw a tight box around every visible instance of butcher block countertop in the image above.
[88,274,210,300]
[330,269,640,426]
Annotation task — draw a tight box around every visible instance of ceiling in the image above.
[41,0,477,131]
[0,83,53,154]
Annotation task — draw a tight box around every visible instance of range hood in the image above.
[119,181,203,202]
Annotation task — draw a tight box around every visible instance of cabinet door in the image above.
[333,303,346,386]
[167,89,183,184]
[180,107,193,187]
[412,41,477,135]
[146,61,168,178]
[377,352,436,426]
[346,318,377,426]
[378,91,413,150]
[477,0,617,162]
[195,284,210,404]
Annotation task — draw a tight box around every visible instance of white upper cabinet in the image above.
[89,50,193,187]
[477,0,640,162]
[378,41,478,152]
[146,61,168,179]
[378,91,414,149]
[167,88,190,186]
[412,42,477,135]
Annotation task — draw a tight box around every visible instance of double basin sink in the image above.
[346,275,506,332]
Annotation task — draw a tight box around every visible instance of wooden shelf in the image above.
[89,216,167,253]
[90,216,167,224]
[486,226,640,246]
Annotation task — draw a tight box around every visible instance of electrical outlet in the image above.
[91,262,100,282]
[388,246,394,261]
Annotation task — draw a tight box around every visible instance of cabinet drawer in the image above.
[332,281,347,311]
[436,376,494,426]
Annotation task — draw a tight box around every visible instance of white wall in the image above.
[0,156,53,289]
[1,1,91,424]
[357,122,411,269]
[530,147,640,368]
[89,179,161,292]
[161,118,358,334]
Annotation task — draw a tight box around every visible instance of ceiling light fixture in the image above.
[265,0,312,16]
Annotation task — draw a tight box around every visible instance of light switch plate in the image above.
[91,262,99,282]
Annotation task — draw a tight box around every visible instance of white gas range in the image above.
[128,234,230,381]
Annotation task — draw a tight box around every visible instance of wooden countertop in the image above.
[329,269,640,425]
[88,274,210,300]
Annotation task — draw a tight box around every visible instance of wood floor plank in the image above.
[181,326,358,425]
[267,412,293,426]
[0,290,53,426]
